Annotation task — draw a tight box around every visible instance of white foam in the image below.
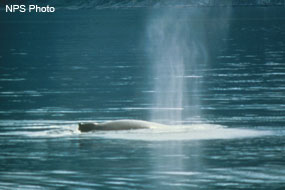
[2,124,81,138]
[4,122,271,141]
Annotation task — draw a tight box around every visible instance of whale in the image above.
[78,119,165,132]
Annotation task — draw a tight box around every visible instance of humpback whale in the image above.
[78,120,164,132]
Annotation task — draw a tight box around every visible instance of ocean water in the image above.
[0,6,285,190]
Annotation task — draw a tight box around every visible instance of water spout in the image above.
[146,6,231,125]
[146,8,200,124]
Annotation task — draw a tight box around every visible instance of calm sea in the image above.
[0,6,285,190]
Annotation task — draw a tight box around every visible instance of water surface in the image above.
[0,7,285,190]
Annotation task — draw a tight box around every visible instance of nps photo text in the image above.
[6,5,55,12]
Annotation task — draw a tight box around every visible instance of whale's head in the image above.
[78,122,98,132]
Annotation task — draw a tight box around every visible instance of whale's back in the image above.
[78,120,164,132]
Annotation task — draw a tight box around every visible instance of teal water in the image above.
[0,7,285,189]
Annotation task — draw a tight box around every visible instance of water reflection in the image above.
[149,141,202,189]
